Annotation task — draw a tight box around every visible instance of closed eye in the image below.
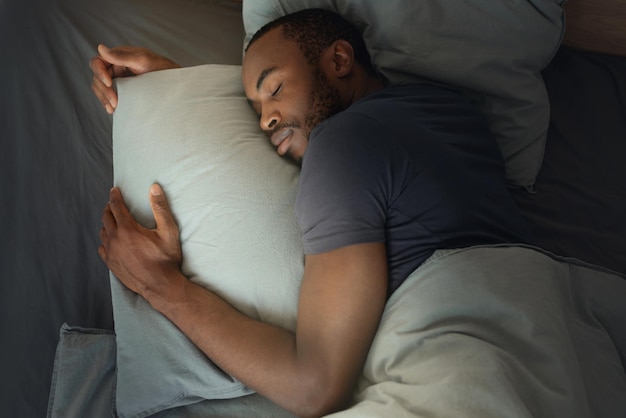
[271,84,282,97]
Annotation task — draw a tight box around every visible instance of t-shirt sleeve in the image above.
[295,112,392,254]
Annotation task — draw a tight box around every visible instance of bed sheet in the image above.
[47,325,295,418]
[512,46,626,275]
[0,0,244,416]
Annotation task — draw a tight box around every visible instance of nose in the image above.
[260,107,280,132]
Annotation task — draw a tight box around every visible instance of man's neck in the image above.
[349,75,385,105]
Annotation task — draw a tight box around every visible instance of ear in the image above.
[322,40,355,78]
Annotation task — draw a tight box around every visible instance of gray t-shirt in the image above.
[296,84,531,295]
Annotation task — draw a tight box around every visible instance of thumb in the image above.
[149,184,178,235]
[97,44,144,74]
[97,44,123,64]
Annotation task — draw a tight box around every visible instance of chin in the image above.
[284,150,304,166]
[287,135,308,164]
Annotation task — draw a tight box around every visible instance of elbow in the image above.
[288,377,353,418]
[292,397,349,418]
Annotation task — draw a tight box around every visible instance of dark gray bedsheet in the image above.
[1,0,244,416]
[513,46,626,275]
[1,1,625,416]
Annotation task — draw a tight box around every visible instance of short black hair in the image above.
[246,8,377,76]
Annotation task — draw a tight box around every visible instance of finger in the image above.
[107,187,132,226]
[97,44,121,68]
[90,54,113,88]
[111,64,134,79]
[97,243,107,263]
[91,76,117,113]
[99,225,107,242]
[101,203,116,232]
[99,226,110,252]
[98,44,146,75]
[149,184,178,235]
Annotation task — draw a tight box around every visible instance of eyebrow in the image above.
[256,66,278,91]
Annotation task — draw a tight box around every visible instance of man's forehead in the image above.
[243,28,299,79]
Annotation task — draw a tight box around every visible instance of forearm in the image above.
[149,275,331,417]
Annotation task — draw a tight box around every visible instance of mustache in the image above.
[266,122,301,138]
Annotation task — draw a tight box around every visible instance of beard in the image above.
[303,67,344,140]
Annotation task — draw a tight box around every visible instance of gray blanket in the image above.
[48,245,626,417]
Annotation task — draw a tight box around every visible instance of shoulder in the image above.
[305,107,385,165]
[317,83,480,137]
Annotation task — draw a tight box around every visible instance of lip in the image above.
[270,128,293,155]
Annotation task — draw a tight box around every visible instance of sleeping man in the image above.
[91,8,531,417]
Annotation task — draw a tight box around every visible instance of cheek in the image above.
[304,74,342,129]
[293,97,311,121]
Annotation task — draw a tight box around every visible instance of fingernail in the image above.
[150,184,162,196]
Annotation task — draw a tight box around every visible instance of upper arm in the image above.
[295,242,388,413]
[297,114,392,255]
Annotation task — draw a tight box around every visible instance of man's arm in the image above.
[99,185,388,418]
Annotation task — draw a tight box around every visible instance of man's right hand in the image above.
[89,44,181,114]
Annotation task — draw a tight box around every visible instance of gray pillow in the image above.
[242,0,566,190]
[111,64,303,418]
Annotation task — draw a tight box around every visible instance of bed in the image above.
[2,0,625,417]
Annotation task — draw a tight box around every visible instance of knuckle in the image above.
[89,56,102,69]
[105,89,117,102]
[111,48,126,57]
[137,55,152,70]
[154,200,166,210]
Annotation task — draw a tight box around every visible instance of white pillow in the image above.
[242,0,566,190]
[111,64,303,418]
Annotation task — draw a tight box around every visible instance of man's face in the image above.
[242,28,343,163]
